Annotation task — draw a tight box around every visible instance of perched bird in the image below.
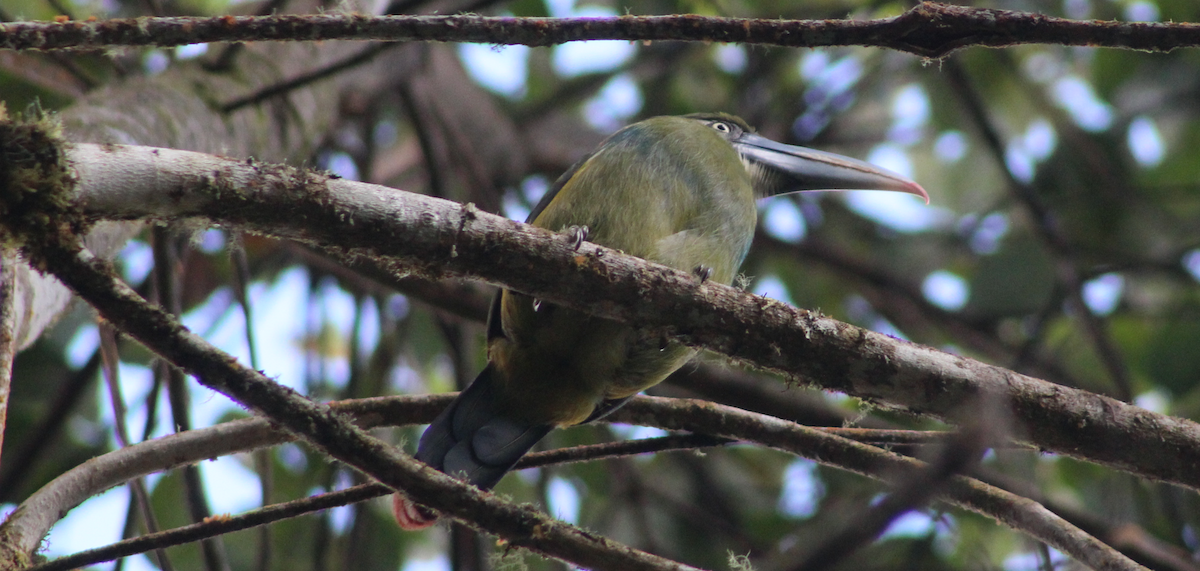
[394,113,927,529]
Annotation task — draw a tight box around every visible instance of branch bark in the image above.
[3,393,1148,571]
[3,3,1199,57]
[55,141,1200,494]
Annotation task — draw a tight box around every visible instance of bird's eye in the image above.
[711,122,731,133]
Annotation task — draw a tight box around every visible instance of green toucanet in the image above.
[393,113,927,529]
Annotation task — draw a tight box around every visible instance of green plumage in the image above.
[393,113,926,529]
[493,116,757,426]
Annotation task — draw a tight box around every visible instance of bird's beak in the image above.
[734,133,929,203]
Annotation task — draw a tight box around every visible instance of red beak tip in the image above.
[908,183,930,205]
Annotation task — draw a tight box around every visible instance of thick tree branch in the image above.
[55,142,1200,494]
[2,3,1199,57]
[4,392,1146,571]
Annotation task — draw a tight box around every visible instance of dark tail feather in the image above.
[415,364,552,490]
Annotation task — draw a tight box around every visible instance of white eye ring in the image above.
[712,122,731,133]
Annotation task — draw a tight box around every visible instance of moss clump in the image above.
[0,104,87,266]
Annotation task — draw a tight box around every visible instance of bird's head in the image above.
[682,113,929,203]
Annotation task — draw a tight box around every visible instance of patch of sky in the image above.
[551,8,635,77]
[45,486,157,571]
[1051,76,1114,132]
[1127,115,1165,167]
[387,293,411,321]
[523,174,551,205]
[793,51,862,141]
[609,423,669,442]
[1185,524,1200,552]
[1023,119,1057,161]
[202,455,264,514]
[548,477,582,524]
[713,44,747,74]
[878,509,935,539]
[176,43,208,59]
[506,175,550,222]
[326,470,358,534]
[867,143,914,179]
[798,50,830,82]
[811,55,862,97]
[355,296,382,359]
[934,130,968,163]
[181,267,311,427]
[1003,547,1066,571]
[458,43,530,98]
[501,194,529,224]
[196,228,226,254]
[1005,118,1058,183]
[278,442,309,473]
[793,111,831,142]
[1183,250,1200,282]
[922,270,969,311]
[845,295,908,340]
[65,322,99,368]
[544,0,639,79]
[309,276,362,389]
[752,274,794,305]
[1005,144,1035,184]
[888,84,929,146]
[323,151,360,181]
[118,239,154,285]
[1022,51,1066,84]
[403,555,451,571]
[884,510,956,554]
[1063,0,1092,19]
[761,198,807,243]
[391,360,426,394]
[143,50,170,75]
[1134,389,1168,414]
[1082,272,1124,315]
[584,73,643,133]
[96,361,165,443]
[959,211,1010,255]
[778,459,823,518]
[1124,0,1160,21]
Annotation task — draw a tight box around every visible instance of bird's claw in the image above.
[393,494,438,530]
[564,225,590,250]
[692,265,713,284]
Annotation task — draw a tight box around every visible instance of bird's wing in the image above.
[525,147,601,224]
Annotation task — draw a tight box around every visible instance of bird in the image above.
[393,113,928,529]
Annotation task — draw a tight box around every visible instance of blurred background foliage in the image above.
[2,0,1200,569]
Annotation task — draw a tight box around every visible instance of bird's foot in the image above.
[393,493,438,530]
[563,225,589,250]
[692,265,713,283]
